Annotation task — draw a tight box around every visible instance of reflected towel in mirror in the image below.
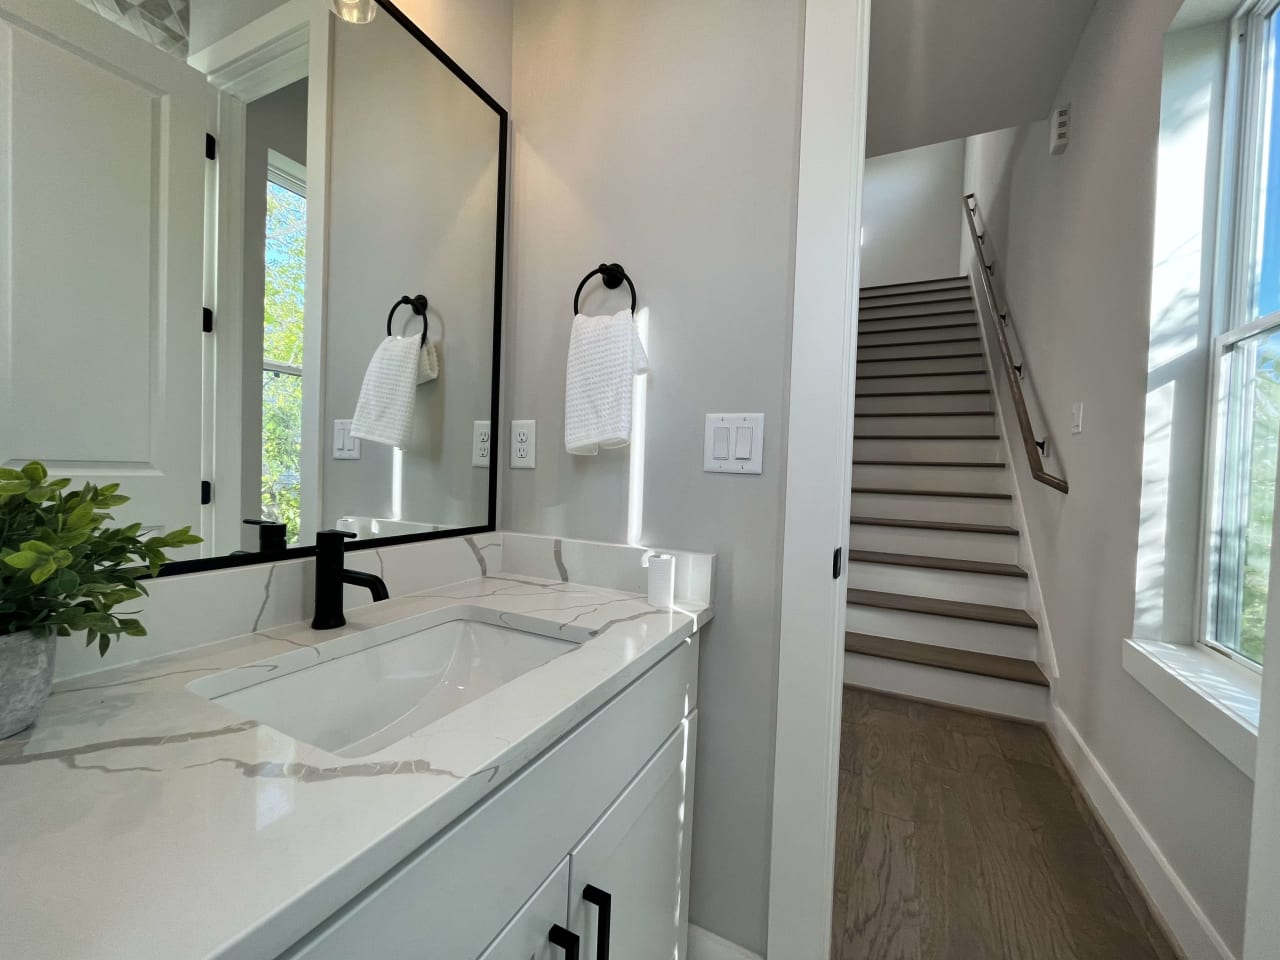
[352,336,420,448]
[565,308,649,455]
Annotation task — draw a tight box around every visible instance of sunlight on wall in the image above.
[628,307,651,546]
[1135,24,1227,642]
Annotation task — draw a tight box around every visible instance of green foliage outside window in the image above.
[262,180,306,542]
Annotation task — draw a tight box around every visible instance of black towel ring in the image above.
[573,263,637,315]
[386,294,429,346]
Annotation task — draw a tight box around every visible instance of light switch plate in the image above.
[511,419,536,469]
[333,419,360,460]
[472,420,491,467]
[1071,402,1084,435]
[705,414,764,474]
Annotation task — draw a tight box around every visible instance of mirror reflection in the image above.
[0,0,505,567]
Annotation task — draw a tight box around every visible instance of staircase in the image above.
[845,276,1050,722]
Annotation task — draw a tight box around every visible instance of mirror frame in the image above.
[162,0,507,576]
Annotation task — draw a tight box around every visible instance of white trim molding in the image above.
[1048,705,1237,960]
[1123,638,1259,778]
[768,0,869,956]
[688,924,764,960]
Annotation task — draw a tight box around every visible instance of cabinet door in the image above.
[568,712,698,960]
[477,857,572,960]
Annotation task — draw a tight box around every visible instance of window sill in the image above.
[1123,639,1260,778]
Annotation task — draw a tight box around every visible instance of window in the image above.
[262,159,306,544]
[1203,3,1280,667]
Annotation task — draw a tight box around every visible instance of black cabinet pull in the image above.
[582,885,612,960]
[549,924,580,960]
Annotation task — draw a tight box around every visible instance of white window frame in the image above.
[1197,0,1280,672]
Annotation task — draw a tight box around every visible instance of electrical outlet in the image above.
[1071,402,1084,435]
[333,419,361,460]
[511,419,536,469]
[472,420,491,467]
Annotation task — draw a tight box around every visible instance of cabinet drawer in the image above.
[283,636,698,960]
[476,858,570,960]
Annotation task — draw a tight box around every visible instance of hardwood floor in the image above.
[832,688,1182,960]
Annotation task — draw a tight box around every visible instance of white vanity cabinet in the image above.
[281,636,699,960]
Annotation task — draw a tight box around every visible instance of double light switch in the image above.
[704,414,764,474]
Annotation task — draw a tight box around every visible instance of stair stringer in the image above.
[965,262,1060,684]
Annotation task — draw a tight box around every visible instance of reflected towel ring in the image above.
[573,263,637,315]
[386,294,429,346]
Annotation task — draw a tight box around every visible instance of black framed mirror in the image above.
[0,0,506,577]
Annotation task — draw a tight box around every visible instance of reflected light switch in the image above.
[734,426,753,460]
[713,426,731,460]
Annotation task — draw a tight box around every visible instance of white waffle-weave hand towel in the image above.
[352,336,420,448]
[565,308,649,455]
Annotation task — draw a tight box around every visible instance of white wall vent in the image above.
[1050,104,1071,155]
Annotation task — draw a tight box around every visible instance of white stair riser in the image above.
[852,463,1010,494]
[851,491,1013,525]
[854,413,996,436]
[848,562,1029,608]
[859,324,978,346]
[861,278,970,298]
[846,604,1039,660]
[859,302,973,321]
[856,373,988,394]
[858,312,978,334]
[860,289,974,309]
[843,653,1049,723]
[853,436,1002,461]
[857,355,985,376]
[850,523,1020,563]
[857,340,984,361]
[855,393,992,415]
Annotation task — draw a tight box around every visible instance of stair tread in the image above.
[857,388,991,398]
[859,352,984,364]
[847,589,1038,628]
[848,550,1027,578]
[860,336,982,349]
[844,632,1049,686]
[851,485,1012,499]
[859,306,976,321]
[854,434,1000,439]
[859,321,976,336]
[857,369,987,380]
[851,515,1020,536]
[853,459,1006,468]
[855,411,994,418]
[860,276,968,293]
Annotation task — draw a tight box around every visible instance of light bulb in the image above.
[330,0,377,24]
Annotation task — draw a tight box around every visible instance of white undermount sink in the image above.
[188,614,578,757]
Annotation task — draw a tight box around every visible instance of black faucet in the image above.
[311,530,390,630]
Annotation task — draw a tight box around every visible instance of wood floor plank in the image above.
[833,689,1181,960]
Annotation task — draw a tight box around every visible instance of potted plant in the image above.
[0,462,200,738]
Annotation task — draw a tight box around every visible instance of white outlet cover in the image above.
[472,420,491,467]
[511,419,536,469]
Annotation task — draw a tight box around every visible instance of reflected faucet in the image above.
[312,530,390,630]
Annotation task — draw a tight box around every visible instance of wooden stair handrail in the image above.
[962,194,1069,494]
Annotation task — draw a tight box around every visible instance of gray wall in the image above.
[504,0,805,951]
[323,12,499,530]
[241,79,309,547]
[966,0,1253,951]
[861,138,965,286]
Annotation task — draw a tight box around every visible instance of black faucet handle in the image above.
[316,529,358,543]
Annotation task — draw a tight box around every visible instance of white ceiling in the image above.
[1171,0,1238,30]
[866,0,1099,158]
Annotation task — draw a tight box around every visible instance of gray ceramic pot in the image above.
[0,630,55,739]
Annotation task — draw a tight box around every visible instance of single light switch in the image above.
[704,414,764,474]
[713,426,731,460]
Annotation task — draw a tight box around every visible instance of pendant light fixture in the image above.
[330,0,377,24]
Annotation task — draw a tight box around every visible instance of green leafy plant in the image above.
[0,462,201,655]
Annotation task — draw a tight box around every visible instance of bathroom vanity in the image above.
[0,538,713,960]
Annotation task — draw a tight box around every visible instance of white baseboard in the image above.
[688,924,764,960]
[1047,705,1236,960]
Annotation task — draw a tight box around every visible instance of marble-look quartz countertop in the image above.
[0,575,711,960]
